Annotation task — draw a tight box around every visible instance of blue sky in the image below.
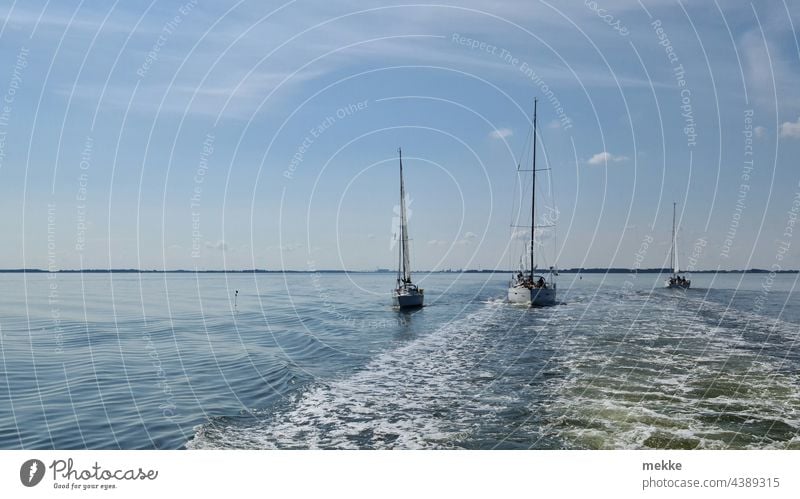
[1,0,799,271]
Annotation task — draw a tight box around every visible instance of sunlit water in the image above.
[1,272,798,449]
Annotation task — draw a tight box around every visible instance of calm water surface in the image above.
[1,272,798,449]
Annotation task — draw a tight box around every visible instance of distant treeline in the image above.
[1,268,797,274]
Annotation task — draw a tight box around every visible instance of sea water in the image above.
[0,272,798,449]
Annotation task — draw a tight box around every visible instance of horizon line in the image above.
[0,268,796,274]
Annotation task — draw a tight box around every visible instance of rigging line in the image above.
[508,115,533,232]
[543,130,559,266]
[508,159,521,271]
[531,128,559,272]
[517,115,534,172]
[508,106,537,271]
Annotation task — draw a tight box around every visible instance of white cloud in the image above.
[754,126,767,139]
[455,231,479,245]
[587,151,628,165]
[427,239,447,246]
[205,240,228,251]
[547,119,561,129]
[2,4,149,35]
[779,118,800,139]
[489,128,513,139]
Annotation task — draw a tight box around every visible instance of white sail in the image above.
[673,244,679,274]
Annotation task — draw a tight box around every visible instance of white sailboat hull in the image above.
[507,285,556,306]
[393,290,424,308]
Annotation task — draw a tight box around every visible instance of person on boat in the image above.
[537,276,545,288]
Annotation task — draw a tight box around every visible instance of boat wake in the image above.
[188,299,544,449]
[187,286,800,450]
[541,292,800,449]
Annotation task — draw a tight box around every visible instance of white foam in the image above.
[189,301,521,449]
[541,294,800,449]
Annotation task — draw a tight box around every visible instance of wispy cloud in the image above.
[489,127,513,139]
[205,240,228,251]
[456,231,478,245]
[36,0,676,122]
[739,26,800,110]
[1,4,151,35]
[55,64,325,120]
[587,151,628,165]
[740,30,774,107]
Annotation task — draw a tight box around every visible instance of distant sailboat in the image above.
[665,201,690,289]
[508,99,557,306]
[392,148,424,308]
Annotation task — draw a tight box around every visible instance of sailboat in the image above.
[508,99,557,306]
[665,201,690,289]
[392,148,424,308]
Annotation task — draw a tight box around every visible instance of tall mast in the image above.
[530,99,537,279]
[399,148,411,284]
[671,201,676,274]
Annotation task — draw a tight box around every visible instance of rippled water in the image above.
[1,272,798,449]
